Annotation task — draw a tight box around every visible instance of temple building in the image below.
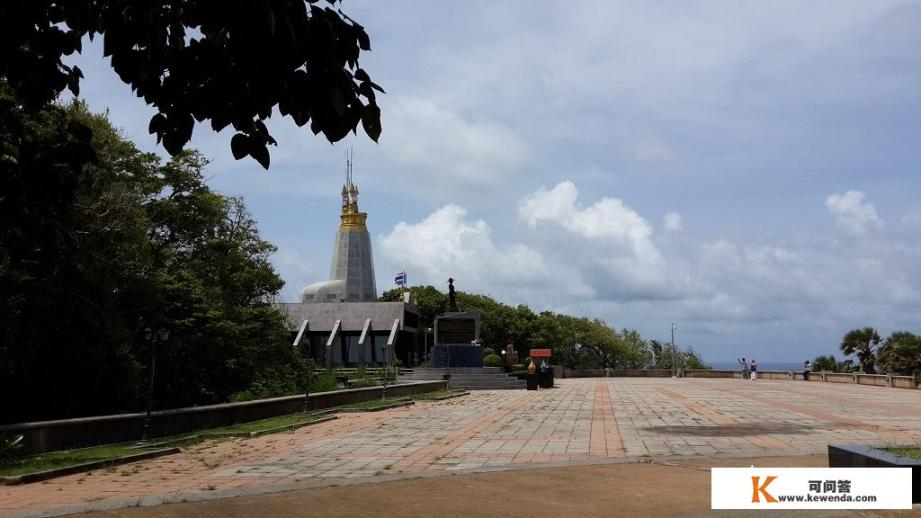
[275,155,419,367]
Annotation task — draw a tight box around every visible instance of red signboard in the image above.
[529,348,552,358]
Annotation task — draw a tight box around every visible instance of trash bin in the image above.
[526,373,538,390]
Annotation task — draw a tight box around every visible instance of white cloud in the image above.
[518,181,672,299]
[825,190,882,235]
[519,181,662,263]
[664,212,684,231]
[378,204,592,298]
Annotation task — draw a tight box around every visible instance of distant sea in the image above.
[709,361,804,371]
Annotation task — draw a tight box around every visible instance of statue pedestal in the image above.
[430,344,483,368]
[431,311,482,368]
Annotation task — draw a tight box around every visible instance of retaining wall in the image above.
[0,381,446,455]
[562,367,919,392]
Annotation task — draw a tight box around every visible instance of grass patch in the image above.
[342,397,410,411]
[207,412,328,435]
[0,444,146,477]
[882,447,921,460]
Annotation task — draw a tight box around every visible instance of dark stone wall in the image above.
[0,381,446,455]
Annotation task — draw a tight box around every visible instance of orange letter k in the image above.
[751,476,778,503]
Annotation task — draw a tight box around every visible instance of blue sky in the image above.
[64,1,921,363]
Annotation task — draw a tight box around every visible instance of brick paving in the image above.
[2,378,920,516]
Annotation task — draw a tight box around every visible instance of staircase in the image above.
[399,367,526,390]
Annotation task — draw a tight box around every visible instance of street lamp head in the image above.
[158,328,170,341]
[144,327,152,341]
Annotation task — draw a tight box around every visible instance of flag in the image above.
[394,271,407,286]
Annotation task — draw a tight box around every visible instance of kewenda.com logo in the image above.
[751,475,778,503]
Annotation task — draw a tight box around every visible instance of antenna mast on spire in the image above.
[345,147,354,188]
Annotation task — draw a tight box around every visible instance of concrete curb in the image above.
[0,447,179,486]
[338,400,415,413]
[414,391,470,401]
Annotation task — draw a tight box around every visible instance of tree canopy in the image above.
[0,0,382,169]
[876,331,921,376]
[0,87,303,423]
[820,327,920,376]
[839,327,881,373]
[381,285,708,370]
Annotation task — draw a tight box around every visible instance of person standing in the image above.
[738,357,749,380]
[750,359,758,381]
[803,360,812,381]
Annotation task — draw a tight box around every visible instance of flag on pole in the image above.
[394,271,407,286]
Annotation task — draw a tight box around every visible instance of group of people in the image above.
[737,358,815,381]
[737,357,758,380]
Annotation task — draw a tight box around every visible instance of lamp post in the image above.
[142,327,169,442]
[670,323,678,378]
[381,342,388,400]
[424,327,432,364]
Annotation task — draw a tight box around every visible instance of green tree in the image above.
[616,329,652,369]
[840,327,881,373]
[1,0,382,169]
[813,354,840,372]
[877,332,921,375]
[681,346,710,370]
[0,89,296,423]
[380,285,446,332]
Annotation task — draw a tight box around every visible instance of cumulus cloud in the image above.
[825,190,882,235]
[378,204,592,298]
[518,181,672,299]
[663,212,683,232]
[519,181,662,264]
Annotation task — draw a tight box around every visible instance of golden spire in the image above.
[339,148,367,230]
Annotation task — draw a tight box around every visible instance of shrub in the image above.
[350,378,376,388]
[914,369,921,387]
[509,363,527,372]
[309,371,340,393]
[0,435,24,466]
[483,354,503,367]
[482,348,496,357]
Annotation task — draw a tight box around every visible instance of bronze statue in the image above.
[447,278,459,312]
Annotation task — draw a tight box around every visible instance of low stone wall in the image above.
[893,376,916,389]
[610,369,673,377]
[562,368,606,378]
[685,369,735,378]
[0,381,446,455]
[563,368,920,392]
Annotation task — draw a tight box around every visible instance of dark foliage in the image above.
[0,88,299,423]
[0,0,382,169]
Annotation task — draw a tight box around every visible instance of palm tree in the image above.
[840,327,881,373]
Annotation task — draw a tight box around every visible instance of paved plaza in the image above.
[3,378,921,516]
